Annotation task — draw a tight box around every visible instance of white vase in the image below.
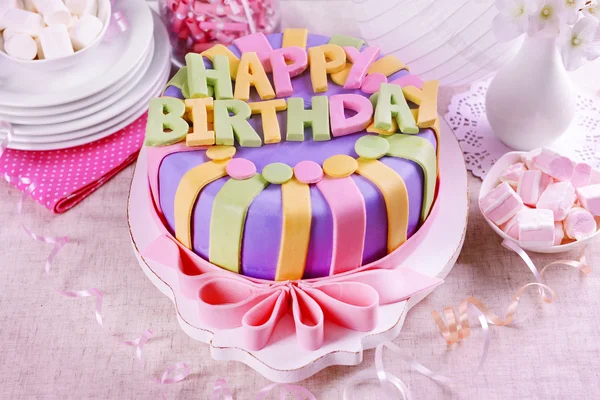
[485,36,576,151]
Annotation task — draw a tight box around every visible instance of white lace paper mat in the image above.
[444,79,600,179]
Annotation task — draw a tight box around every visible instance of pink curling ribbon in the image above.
[124,329,154,365]
[210,378,316,400]
[0,121,70,275]
[57,288,104,326]
[152,362,191,385]
[211,378,234,400]
[344,244,591,400]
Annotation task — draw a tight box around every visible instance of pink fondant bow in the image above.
[142,235,443,351]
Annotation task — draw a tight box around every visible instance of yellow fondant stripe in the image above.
[174,160,229,249]
[356,158,409,252]
[282,28,308,50]
[209,174,269,273]
[402,86,422,105]
[417,80,438,128]
[368,55,408,77]
[276,178,312,281]
[384,134,437,221]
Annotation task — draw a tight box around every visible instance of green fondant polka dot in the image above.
[262,162,293,184]
[355,135,390,160]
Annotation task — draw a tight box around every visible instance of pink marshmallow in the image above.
[329,94,373,137]
[500,162,527,188]
[343,46,380,89]
[554,221,564,246]
[564,207,597,241]
[571,163,592,188]
[536,181,576,221]
[521,148,541,169]
[517,208,555,248]
[532,148,575,181]
[480,182,524,225]
[576,183,600,216]
[517,170,552,206]
[501,214,519,240]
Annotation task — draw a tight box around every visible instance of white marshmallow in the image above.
[68,13,101,51]
[32,0,68,15]
[0,0,24,30]
[34,36,44,59]
[517,208,555,248]
[65,0,96,16]
[3,27,19,42]
[4,33,37,60]
[22,0,36,11]
[44,9,72,26]
[2,8,44,36]
[39,24,73,59]
[564,207,597,241]
[0,34,4,52]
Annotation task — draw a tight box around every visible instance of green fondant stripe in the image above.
[328,35,365,49]
[209,174,269,273]
[384,134,437,221]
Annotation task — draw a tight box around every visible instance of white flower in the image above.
[528,0,563,37]
[582,3,600,21]
[493,0,537,41]
[558,0,587,24]
[559,16,600,70]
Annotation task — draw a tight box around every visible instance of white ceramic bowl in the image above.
[479,151,600,254]
[0,0,111,71]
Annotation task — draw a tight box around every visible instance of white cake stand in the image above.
[127,118,468,383]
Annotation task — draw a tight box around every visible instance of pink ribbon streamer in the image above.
[57,288,104,326]
[211,378,234,400]
[152,362,191,385]
[124,329,154,364]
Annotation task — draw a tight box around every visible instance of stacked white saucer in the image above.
[0,0,170,150]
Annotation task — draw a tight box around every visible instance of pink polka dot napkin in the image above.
[1,114,147,214]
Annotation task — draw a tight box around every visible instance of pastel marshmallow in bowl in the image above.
[517,208,555,248]
[2,8,44,36]
[5,33,37,60]
[0,0,25,30]
[69,13,102,51]
[537,181,576,221]
[576,184,600,215]
[65,0,97,16]
[39,24,73,59]
[564,207,597,241]
[480,181,524,225]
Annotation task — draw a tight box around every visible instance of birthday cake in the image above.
[140,29,443,350]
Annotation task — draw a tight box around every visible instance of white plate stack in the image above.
[0,0,170,151]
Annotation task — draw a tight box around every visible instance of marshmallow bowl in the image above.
[479,150,600,254]
[0,0,111,71]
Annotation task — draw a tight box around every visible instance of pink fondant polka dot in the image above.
[294,160,323,184]
[226,158,257,180]
[361,72,388,94]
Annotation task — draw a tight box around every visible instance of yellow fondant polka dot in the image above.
[323,155,358,178]
[206,145,236,161]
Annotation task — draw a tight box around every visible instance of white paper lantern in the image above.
[352,0,522,86]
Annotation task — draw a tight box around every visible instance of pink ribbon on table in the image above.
[124,329,154,364]
[142,235,444,351]
[153,362,191,385]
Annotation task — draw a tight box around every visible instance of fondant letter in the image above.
[234,52,276,101]
[374,83,419,134]
[185,98,215,146]
[186,53,233,100]
[286,96,331,142]
[269,46,308,97]
[343,46,380,89]
[145,97,189,146]
[249,99,288,144]
[329,94,373,137]
[214,99,262,147]
[308,44,346,93]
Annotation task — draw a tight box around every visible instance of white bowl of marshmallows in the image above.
[479,148,600,254]
[0,0,110,70]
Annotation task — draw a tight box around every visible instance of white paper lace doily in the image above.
[444,79,600,179]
